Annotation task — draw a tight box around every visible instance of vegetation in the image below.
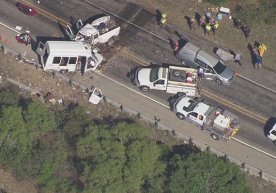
[234,0,276,26]
[0,89,251,193]
[204,0,229,6]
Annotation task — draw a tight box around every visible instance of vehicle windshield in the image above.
[183,99,198,112]
[213,61,226,74]
[150,68,159,82]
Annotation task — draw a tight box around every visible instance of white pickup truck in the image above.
[173,96,240,140]
[134,66,201,97]
[66,16,120,46]
[264,117,276,145]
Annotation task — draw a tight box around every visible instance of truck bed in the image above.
[168,66,197,84]
[204,108,240,140]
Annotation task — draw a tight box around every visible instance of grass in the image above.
[134,0,276,71]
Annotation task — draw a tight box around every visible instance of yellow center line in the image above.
[120,52,267,123]
[19,1,268,124]
[202,90,267,123]
[20,0,70,26]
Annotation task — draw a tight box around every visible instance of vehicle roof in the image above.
[193,102,211,115]
[46,41,92,55]
[179,42,221,68]
[79,24,98,36]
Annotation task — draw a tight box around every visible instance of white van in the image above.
[36,41,104,74]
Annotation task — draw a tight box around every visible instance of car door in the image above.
[204,65,216,80]
[36,42,45,56]
[196,59,215,80]
[65,25,75,40]
[76,19,83,30]
[153,79,166,90]
[187,112,199,124]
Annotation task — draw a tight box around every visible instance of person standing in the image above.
[199,15,206,27]
[205,23,211,35]
[211,20,219,35]
[258,43,267,57]
[256,56,263,69]
[190,17,196,30]
[243,26,251,41]
[235,18,242,30]
[160,13,167,29]
[198,67,204,81]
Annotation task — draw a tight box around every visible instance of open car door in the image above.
[65,25,75,40]
[76,19,83,30]
[36,42,45,56]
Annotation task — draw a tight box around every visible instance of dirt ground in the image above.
[134,0,276,71]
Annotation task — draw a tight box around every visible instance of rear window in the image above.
[213,61,226,74]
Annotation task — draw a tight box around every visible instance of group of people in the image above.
[253,43,267,69]
[199,11,219,35]
[187,10,220,35]
[157,9,267,69]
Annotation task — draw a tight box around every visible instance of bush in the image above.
[204,0,229,6]
[234,0,276,26]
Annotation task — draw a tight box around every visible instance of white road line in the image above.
[236,73,276,94]
[0,22,20,33]
[97,72,169,109]
[1,17,275,160]
[82,0,276,95]
[98,72,276,160]
[233,137,276,159]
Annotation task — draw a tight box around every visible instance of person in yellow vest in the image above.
[205,23,211,35]
[211,20,219,35]
[258,44,267,57]
[160,13,167,29]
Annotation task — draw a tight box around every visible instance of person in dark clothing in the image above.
[242,26,251,41]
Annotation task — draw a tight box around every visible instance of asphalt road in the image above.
[1,0,275,153]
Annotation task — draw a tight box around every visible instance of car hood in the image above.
[219,65,234,80]
[175,97,192,113]
[137,68,151,85]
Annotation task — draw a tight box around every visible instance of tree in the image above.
[167,152,252,193]
[0,90,19,106]
[0,106,29,153]
[23,101,56,133]
[77,122,165,193]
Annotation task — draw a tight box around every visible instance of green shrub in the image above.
[234,0,276,26]
[204,0,229,6]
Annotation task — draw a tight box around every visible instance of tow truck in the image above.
[172,96,239,141]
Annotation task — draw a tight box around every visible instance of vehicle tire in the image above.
[215,79,223,85]
[177,92,186,97]
[210,133,219,140]
[181,60,189,67]
[176,113,185,120]
[173,70,181,77]
[140,86,150,92]
[107,38,115,46]
[59,69,68,74]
